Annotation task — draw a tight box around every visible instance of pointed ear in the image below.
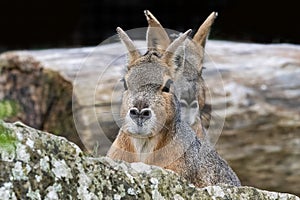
[116,27,141,65]
[144,10,170,53]
[162,29,192,66]
[193,12,217,48]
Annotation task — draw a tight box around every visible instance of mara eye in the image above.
[190,102,198,109]
[162,79,173,93]
[121,78,128,90]
[180,101,188,107]
[162,86,170,93]
[180,102,186,107]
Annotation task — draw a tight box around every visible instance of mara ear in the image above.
[162,29,192,66]
[193,12,218,49]
[116,27,141,65]
[144,10,171,53]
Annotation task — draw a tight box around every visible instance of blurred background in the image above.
[0,0,300,197]
[0,0,299,52]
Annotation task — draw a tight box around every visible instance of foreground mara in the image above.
[107,25,241,187]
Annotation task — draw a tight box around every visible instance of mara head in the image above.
[117,27,191,137]
[144,10,217,127]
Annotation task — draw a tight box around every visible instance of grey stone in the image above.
[0,121,299,199]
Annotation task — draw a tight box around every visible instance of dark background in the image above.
[0,0,299,52]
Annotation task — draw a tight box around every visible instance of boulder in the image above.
[0,121,299,199]
[0,53,85,150]
[204,41,300,195]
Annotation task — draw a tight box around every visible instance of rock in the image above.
[203,41,300,196]
[0,53,85,150]
[0,121,299,199]
[0,40,299,196]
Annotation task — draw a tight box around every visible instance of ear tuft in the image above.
[116,27,141,65]
[144,10,171,53]
[193,12,217,48]
[162,29,192,66]
[144,10,161,27]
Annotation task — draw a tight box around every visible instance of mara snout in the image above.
[120,62,178,137]
[124,98,157,136]
[180,99,199,126]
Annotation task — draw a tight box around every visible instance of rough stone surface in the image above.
[0,53,85,150]
[0,121,299,199]
[0,40,299,195]
[203,41,300,196]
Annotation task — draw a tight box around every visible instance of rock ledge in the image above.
[0,121,299,199]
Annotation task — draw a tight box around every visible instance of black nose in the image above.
[129,108,152,120]
[129,108,139,119]
[140,109,152,119]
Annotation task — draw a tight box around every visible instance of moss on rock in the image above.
[0,121,299,199]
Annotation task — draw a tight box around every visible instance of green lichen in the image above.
[0,100,19,120]
[0,121,17,153]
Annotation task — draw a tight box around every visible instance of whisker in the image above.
[152,119,172,132]
[96,111,127,117]
[154,121,169,131]
[96,111,121,114]
[113,118,125,124]
[210,111,224,122]
[200,112,211,121]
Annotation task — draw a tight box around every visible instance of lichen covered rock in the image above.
[0,121,299,199]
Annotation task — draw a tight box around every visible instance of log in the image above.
[0,40,299,196]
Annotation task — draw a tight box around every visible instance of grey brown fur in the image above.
[144,10,216,139]
[107,14,241,187]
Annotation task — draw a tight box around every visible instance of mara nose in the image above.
[129,108,152,120]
